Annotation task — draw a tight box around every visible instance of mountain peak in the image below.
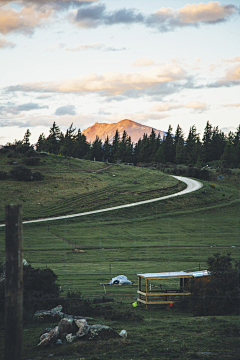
[82,119,166,143]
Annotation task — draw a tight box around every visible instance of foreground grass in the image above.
[0,307,239,360]
[0,158,240,359]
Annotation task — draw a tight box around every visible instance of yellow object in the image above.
[132,302,137,307]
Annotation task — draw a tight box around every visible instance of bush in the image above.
[32,171,44,180]
[0,263,61,320]
[10,165,32,181]
[9,165,43,181]
[177,253,240,316]
[23,157,40,166]
[0,171,7,180]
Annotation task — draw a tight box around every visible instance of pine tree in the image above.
[46,122,61,154]
[36,133,46,152]
[73,129,90,159]
[23,129,31,146]
[162,125,175,163]
[202,121,213,163]
[211,126,226,161]
[174,125,185,164]
[59,123,76,157]
[112,129,120,162]
[91,136,103,161]
[102,136,111,162]
[186,125,201,165]
[221,139,235,167]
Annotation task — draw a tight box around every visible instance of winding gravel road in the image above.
[0,176,202,227]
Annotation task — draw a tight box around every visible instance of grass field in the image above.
[0,153,184,223]
[0,155,240,359]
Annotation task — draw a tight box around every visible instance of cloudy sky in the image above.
[0,0,240,144]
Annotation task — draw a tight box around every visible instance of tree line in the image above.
[5,121,240,167]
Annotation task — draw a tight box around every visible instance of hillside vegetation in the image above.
[0,154,240,359]
[0,153,183,223]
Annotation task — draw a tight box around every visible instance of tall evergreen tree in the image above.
[36,133,46,152]
[112,129,120,162]
[73,129,90,159]
[91,136,103,161]
[211,126,226,161]
[221,139,235,166]
[102,136,111,162]
[162,125,174,163]
[186,125,201,165]
[59,123,76,157]
[174,125,185,164]
[202,121,213,162]
[46,122,61,154]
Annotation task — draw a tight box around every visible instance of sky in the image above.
[0,0,240,145]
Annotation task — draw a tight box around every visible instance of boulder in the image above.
[86,324,119,341]
[37,326,59,347]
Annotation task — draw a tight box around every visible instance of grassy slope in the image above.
[0,153,183,222]
[0,157,240,359]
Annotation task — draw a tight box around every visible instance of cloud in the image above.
[184,101,207,110]
[221,126,237,134]
[0,5,52,35]
[146,2,238,31]
[221,103,240,107]
[0,102,49,114]
[70,3,144,28]
[0,0,98,10]
[211,63,240,87]
[55,104,76,115]
[131,57,154,68]
[65,42,126,51]
[45,42,65,51]
[70,2,238,31]
[0,0,97,35]
[151,101,208,112]
[5,63,187,96]
[0,38,16,48]
[1,1,238,36]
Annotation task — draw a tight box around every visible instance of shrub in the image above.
[10,165,32,181]
[23,157,40,166]
[0,171,7,180]
[0,263,61,319]
[177,253,240,316]
[9,165,43,181]
[32,171,44,180]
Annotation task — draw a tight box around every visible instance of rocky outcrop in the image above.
[37,318,120,347]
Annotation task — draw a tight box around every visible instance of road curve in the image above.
[0,176,202,227]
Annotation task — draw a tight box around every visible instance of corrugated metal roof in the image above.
[189,270,210,277]
[137,271,191,278]
[137,270,210,279]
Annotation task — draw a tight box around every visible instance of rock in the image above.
[66,333,77,343]
[40,328,53,336]
[74,319,90,338]
[58,318,74,335]
[37,326,59,347]
[39,333,49,342]
[86,324,119,340]
[34,305,64,322]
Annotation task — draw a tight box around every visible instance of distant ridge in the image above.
[82,119,166,143]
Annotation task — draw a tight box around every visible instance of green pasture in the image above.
[0,153,183,222]
[0,156,240,359]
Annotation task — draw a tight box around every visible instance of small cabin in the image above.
[137,270,210,309]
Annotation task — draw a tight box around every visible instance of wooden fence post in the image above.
[5,205,23,360]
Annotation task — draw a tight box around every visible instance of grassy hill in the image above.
[0,155,240,359]
[0,153,185,223]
